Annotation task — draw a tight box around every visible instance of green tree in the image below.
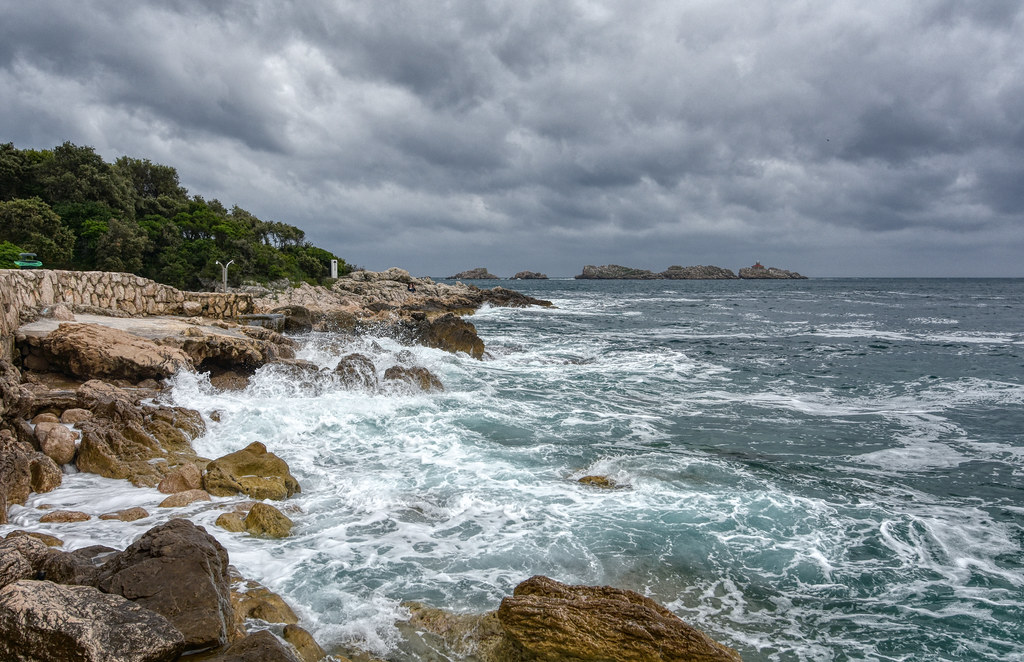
[95,217,149,273]
[38,142,133,219]
[0,197,74,266]
[0,240,24,269]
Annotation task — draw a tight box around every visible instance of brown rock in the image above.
[158,489,211,508]
[157,463,203,494]
[31,413,60,424]
[95,519,234,652]
[39,545,118,586]
[0,433,32,524]
[283,624,328,662]
[244,502,294,538]
[29,453,63,494]
[0,579,185,662]
[99,507,149,522]
[159,328,295,372]
[497,576,742,662]
[230,571,299,626]
[383,365,444,392]
[215,512,246,533]
[334,353,378,390]
[4,530,63,547]
[39,423,78,465]
[413,313,485,359]
[203,442,301,500]
[212,629,301,662]
[578,475,618,489]
[39,322,193,381]
[0,536,51,576]
[61,407,93,424]
[0,546,33,589]
[39,509,91,523]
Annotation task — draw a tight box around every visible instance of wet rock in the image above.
[383,365,444,392]
[334,352,378,390]
[403,602,512,661]
[211,629,301,662]
[157,463,203,494]
[29,453,62,495]
[31,413,60,424]
[209,369,251,391]
[403,313,485,359]
[215,512,246,533]
[39,509,91,523]
[270,305,316,333]
[34,322,193,381]
[497,576,742,662]
[203,441,301,500]
[283,624,328,662]
[0,579,186,662]
[158,489,211,508]
[578,475,618,489]
[243,502,294,538]
[230,569,299,626]
[160,327,295,373]
[99,507,149,522]
[477,286,554,308]
[0,432,32,523]
[95,519,234,652]
[74,382,205,488]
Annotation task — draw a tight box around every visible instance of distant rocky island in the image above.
[511,271,548,280]
[447,267,499,279]
[575,263,806,280]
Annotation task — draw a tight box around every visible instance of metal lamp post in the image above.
[214,259,234,293]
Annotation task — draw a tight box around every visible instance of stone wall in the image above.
[0,270,252,361]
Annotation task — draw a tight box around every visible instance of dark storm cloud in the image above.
[2,0,1022,276]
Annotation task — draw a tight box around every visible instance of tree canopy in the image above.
[0,141,349,289]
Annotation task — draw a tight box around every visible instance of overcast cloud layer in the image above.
[2,1,1022,276]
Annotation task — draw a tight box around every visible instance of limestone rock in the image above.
[402,313,485,359]
[497,576,742,662]
[95,519,234,652]
[383,365,444,392]
[29,453,62,495]
[60,407,92,424]
[578,475,618,489]
[157,463,203,494]
[243,502,294,538]
[39,545,118,586]
[0,433,32,524]
[39,510,91,523]
[211,629,301,662]
[270,305,316,332]
[158,489,211,508]
[99,507,149,522]
[230,570,299,626]
[334,353,378,390]
[283,624,328,662]
[0,546,33,589]
[4,530,63,547]
[203,441,301,500]
[39,423,77,465]
[159,328,295,372]
[31,413,60,424]
[0,537,50,577]
[0,579,186,662]
[215,512,246,533]
[37,323,193,381]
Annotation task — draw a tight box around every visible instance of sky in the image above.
[2,1,1022,278]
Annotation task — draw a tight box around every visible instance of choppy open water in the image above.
[6,278,1024,661]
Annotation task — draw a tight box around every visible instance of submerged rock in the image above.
[334,353,378,390]
[243,502,294,538]
[383,365,444,392]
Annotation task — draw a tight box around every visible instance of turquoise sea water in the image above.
[6,278,1023,660]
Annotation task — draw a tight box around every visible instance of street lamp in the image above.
[214,260,234,293]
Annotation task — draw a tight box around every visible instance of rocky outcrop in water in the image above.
[405,575,742,662]
[576,264,739,279]
[448,267,500,279]
[202,441,301,500]
[512,271,548,280]
[738,263,807,279]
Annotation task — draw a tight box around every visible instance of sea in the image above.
[5,278,1023,661]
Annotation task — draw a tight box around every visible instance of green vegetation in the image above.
[0,142,349,289]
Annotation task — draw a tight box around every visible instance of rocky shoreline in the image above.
[1,268,742,661]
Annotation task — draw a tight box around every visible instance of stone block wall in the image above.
[0,270,252,361]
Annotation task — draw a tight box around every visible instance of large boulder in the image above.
[334,353,378,390]
[0,579,185,662]
[243,502,294,538]
[159,327,295,372]
[497,576,742,662]
[230,570,299,627]
[95,519,234,652]
[210,629,301,662]
[203,441,301,500]
[35,323,193,381]
[0,431,61,524]
[401,313,485,359]
[383,365,444,392]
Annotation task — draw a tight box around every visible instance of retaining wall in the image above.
[0,269,252,361]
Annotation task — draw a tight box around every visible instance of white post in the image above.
[215,259,234,293]
[331,259,338,279]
